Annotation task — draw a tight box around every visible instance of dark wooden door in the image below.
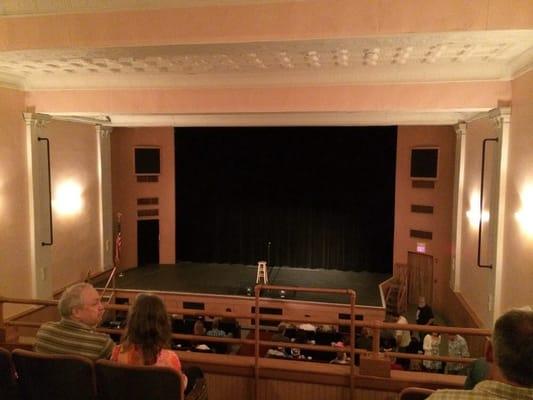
[137,219,159,266]
[407,252,434,304]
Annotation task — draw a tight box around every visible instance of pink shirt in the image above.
[111,344,182,372]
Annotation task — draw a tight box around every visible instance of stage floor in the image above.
[98,262,390,306]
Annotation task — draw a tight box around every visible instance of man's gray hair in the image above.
[57,283,93,318]
[493,308,533,387]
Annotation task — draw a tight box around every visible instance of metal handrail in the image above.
[477,137,499,268]
[37,137,53,246]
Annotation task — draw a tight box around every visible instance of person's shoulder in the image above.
[427,388,476,399]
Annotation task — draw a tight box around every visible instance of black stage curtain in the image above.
[175,126,396,273]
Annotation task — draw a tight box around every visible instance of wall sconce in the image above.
[515,185,533,236]
[466,208,490,228]
[53,180,83,216]
[466,191,489,228]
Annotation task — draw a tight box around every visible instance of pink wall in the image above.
[43,120,102,289]
[111,127,175,269]
[502,70,533,311]
[26,82,510,115]
[1,0,532,52]
[394,126,456,314]
[0,87,32,317]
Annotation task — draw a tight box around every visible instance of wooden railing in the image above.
[0,286,492,400]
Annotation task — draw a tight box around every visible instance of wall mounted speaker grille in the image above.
[137,197,159,205]
[411,204,434,214]
[410,229,433,239]
[412,180,435,189]
[137,175,159,183]
[137,209,159,217]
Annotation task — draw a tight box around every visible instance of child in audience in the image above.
[423,326,442,373]
[111,293,189,392]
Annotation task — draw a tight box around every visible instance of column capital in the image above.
[96,124,113,138]
[489,107,511,130]
[454,122,467,136]
[23,112,52,129]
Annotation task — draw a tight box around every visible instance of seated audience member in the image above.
[35,282,114,360]
[416,296,435,326]
[330,342,350,365]
[111,293,189,392]
[206,318,230,353]
[464,357,491,389]
[423,327,442,373]
[220,308,241,338]
[416,296,434,343]
[445,333,470,375]
[206,318,228,337]
[428,308,533,399]
[272,323,291,343]
[193,319,206,338]
[356,327,373,351]
[394,313,411,369]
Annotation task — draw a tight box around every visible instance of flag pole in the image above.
[115,212,124,278]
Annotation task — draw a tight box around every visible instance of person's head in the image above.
[487,308,533,387]
[123,293,171,365]
[58,283,104,327]
[448,333,459,341]
[193,319,205,336]
[418,296,426,307]
[211,318,220,330]
[430,323,440,337]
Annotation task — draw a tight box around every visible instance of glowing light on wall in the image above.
[515,185,533,236]
[53,180,83,216]
[466,191,489,228]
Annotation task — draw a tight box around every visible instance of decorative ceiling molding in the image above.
[1,31,531,90]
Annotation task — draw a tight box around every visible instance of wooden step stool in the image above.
[256,261,269,284]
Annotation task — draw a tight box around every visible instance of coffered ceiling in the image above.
[1,30,532,90]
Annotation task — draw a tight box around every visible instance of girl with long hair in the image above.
[111,293,188,390]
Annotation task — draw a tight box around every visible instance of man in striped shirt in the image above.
[35,283,115,360]
[427,308,533,400]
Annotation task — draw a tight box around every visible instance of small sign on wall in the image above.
[416,242,426,253]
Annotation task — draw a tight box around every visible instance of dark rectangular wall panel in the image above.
[411,204,434,214]
[137,175,159,183]
[410,229,433,239]
[412,180,435,189]
[137,209,159,217]
[137,197,159,205]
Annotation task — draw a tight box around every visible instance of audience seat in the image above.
[0,347,18,400]
[12,348,96,400]
[96,359,185,400]
[399,387,435,400]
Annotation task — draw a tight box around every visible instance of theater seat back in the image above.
[12,349,96,400]
[96,359,184,400]
[0,347,17,400]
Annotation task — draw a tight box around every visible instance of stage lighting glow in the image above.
[515,185,533,236]
[53,180,83,216]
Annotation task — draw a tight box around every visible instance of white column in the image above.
[489,107,511,322]
[23,113,53,298]
[450,122,467,292]
[96,124,114,270]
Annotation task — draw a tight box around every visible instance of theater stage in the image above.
[97,262,390,306]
